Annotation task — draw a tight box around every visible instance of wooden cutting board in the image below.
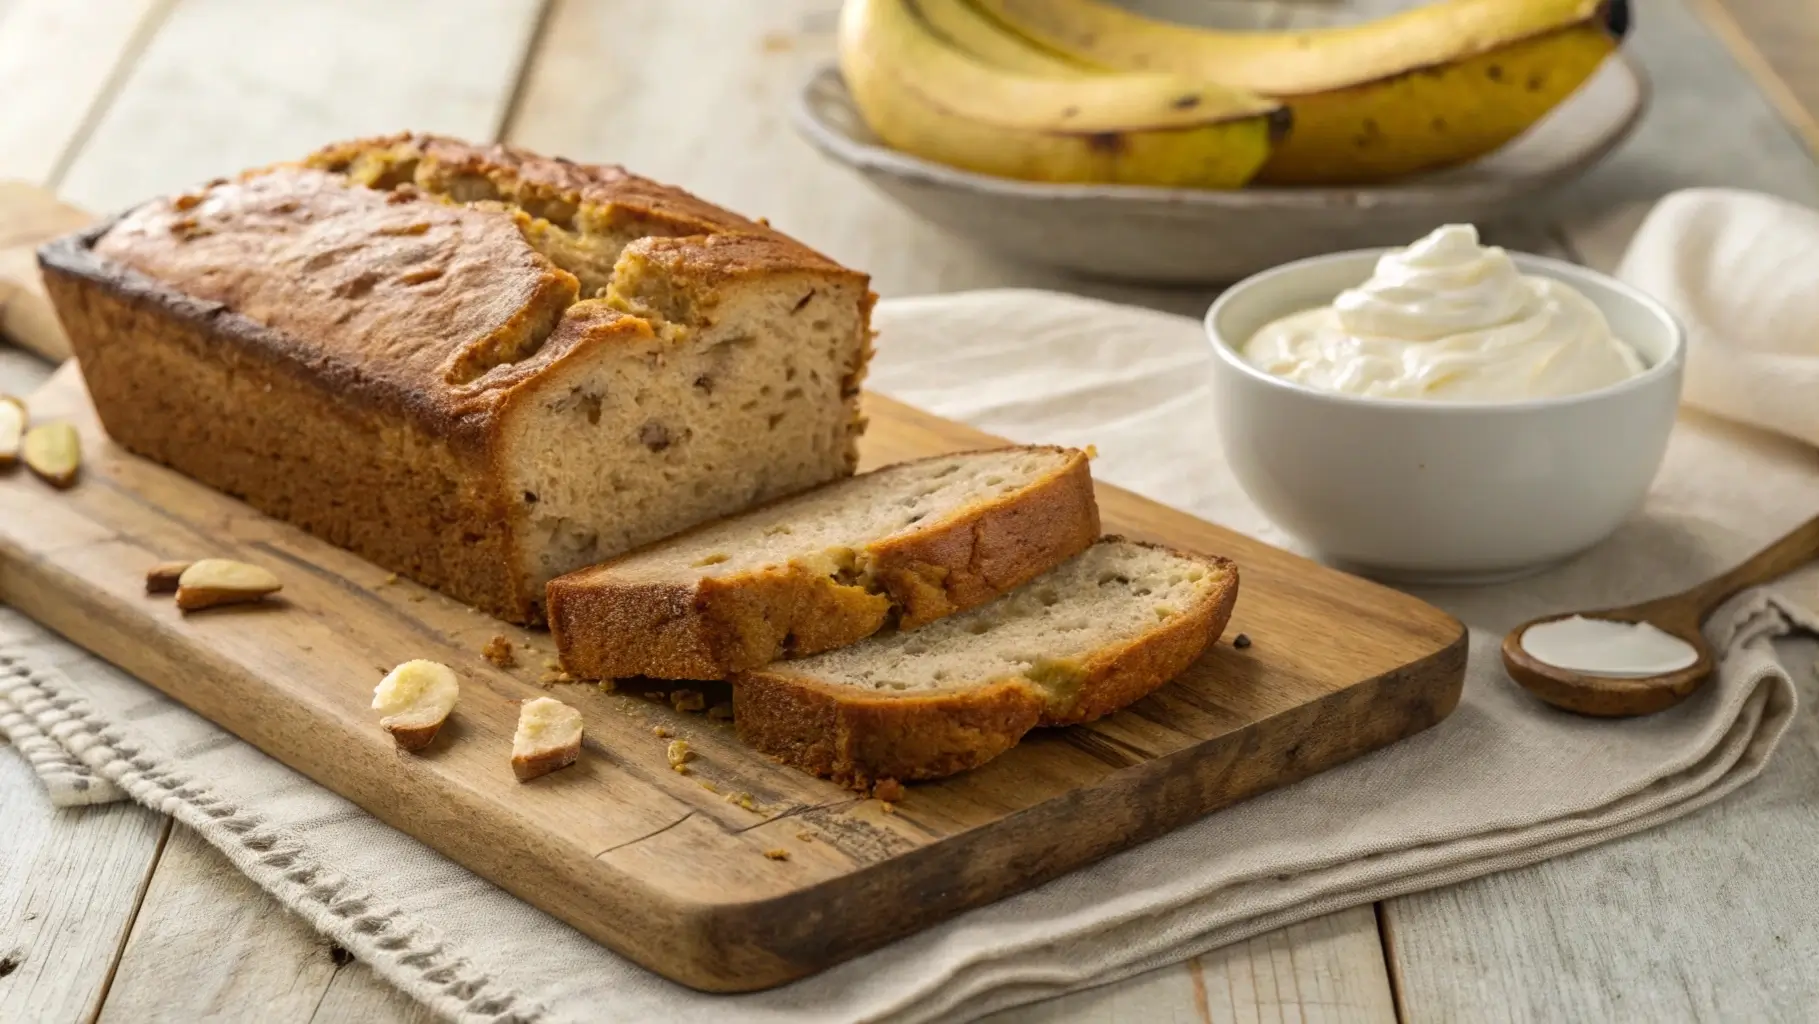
[0,363,1466,994]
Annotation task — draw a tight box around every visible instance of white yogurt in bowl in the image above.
[1241,225,1647,402]
[1202,226,1686,583]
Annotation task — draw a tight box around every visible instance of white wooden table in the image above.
[2,2,1815,1021]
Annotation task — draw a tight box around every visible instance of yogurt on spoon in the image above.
[1242,224,1647,401]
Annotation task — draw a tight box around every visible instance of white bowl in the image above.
[1203,251,1685,584]
[793,56,1648,285]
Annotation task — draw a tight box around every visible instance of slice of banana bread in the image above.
[39,133,875,624]
[733,538,1238,787]
[548,445,1100,680]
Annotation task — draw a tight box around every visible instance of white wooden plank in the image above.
[0,738,169,1023]
[57,0,548,215]
[99,825,429,1024]
[0,0,167,188]
[1547,0,1819,271]
[987,906,1397,1024]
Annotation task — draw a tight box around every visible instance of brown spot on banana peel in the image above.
[1603,0,1631,41]
[1085,131,1126,154]
[1266,106,1293,143]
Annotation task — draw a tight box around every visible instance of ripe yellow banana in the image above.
[837,0,1288,189]
[913,0,1086,76]
[970,0,1631,185]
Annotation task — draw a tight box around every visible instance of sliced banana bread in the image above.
[733,538,1238,787]
[40,133,873,624]
[548,446,1100,680]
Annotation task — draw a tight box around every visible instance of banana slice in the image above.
[0,396,24,468]
[973,0,1628,184]
[373,659,460,752]
[838,0,1286,189]
[512,697,582,781]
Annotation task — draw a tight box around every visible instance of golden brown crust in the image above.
[384,720,446,752]
[731,550,1239,789]
[38,134,875,625]
[731,675,1046,788]
[546,447,1100,681]
[511,744,580,782]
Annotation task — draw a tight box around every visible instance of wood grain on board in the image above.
[0,364,1464,992]
[2,0,1817,1019]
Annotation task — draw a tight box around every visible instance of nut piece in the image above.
[0,396,24,468]
[372,659,459,751]
[21,422,79,488]
[481,635,515,668]
[512,697,582,781]
[174,559,282,611]
[145,560,194,595]
[670,688,705,713]
[666,739,693,772]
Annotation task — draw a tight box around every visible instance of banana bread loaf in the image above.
[38,134,875,624]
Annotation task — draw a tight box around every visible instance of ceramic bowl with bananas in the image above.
[795,0,1645,283]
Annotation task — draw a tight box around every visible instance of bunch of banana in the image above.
[836,0,1291,189]
[970,0,1632,185]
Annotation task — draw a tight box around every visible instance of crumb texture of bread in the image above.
[734,538,1238,788]
[43,132,875,624]
[512,696,583,781]
[548,446,1099,680]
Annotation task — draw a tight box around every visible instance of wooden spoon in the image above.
[1503,513,1819,717]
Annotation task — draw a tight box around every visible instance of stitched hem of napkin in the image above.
[0,648,545,1024]
[0,662,125,805]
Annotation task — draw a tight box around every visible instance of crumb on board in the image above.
[666,739,693,771]
[482,635,515,668]
[653,725,671,739]
[724,791,759,811]
[763,848,790,861]
[1233,633,1252,649]
[698,779,720,794]
[707,703,734,721]
[880,801,896,815]
[796,830,814,843]
[538,669,572,685]
[406,594,426,603]
[543,658,561,671]
[872,778,905,802]
[381,573,399,585]
[641,690,666,702]
[596,679,616,693]
[670,689,706,713]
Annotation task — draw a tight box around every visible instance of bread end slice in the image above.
[734,538,1238,788]
[372,659,459,752]
[548,445,1100,680]
[512,696,583,781]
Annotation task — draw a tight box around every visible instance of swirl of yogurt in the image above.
[1241,224,1647,401]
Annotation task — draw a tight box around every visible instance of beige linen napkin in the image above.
[1619,187,1819,450]
[4,194,1817,1023]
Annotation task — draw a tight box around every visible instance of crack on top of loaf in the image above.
[303,134,791,385]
